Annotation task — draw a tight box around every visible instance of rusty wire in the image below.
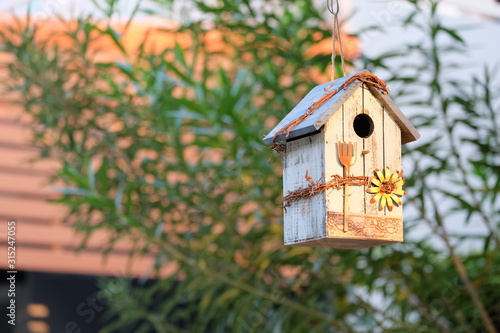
[283,170,369,208]
[268,142,286,155]
[270,73,389,153]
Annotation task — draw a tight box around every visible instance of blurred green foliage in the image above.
[1,0,499,332]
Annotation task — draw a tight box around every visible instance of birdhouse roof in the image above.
[263,70,420,145]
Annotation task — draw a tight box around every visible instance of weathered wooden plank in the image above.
[342,87,364,215]
[283,132,326,244]
[0,222,147,252]
[0,245,177,278]
[0,102,33,122]
[324,107,344,216]
[0,172,55,197]
[362,85,385,216]
[0,214,53,225]
[314,81,363,129]
[0,196,67,221]
[0,146,59,172]
[366,84,420,144]
[383,109,403,217]
[293,237,400,249]
[0,121,33,145]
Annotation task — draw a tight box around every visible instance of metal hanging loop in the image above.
[325,0,346,88]
[327,0,339,15]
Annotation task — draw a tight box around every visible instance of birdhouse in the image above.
[263,71,420,249]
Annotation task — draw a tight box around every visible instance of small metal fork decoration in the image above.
[337,141,358,232]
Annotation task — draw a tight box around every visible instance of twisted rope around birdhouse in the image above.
[269,73,389,153]
[283,170,369,208]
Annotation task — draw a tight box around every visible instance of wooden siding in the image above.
[0,98,175,277]
[282,85,404,248]
[324,104,344,215]
[283,132,326,244]
[341,87,365,216]
[362,85,385,216]
[0,16,361,270]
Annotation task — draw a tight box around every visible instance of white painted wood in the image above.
[342,87,365,215]
[383,109,403,217]
[362,85,385,216]
[324,108,345,215]
[283,132,326,244]
[281,82,408,247]
[366,85,420,144]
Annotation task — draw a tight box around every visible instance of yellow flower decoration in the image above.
[367,167,406,211]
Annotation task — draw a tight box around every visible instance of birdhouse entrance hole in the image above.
[353,114,374,138]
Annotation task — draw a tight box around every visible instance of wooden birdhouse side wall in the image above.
[363,84,402,219]
[378,91,402,219]
[323,84,403,246]
[359,86,384,216]
[283,132,326,245]
[323,104,347,217]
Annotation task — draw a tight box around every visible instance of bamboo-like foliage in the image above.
[1,0,499,332]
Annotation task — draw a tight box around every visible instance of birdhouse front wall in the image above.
[283,84,404,248]
[324,84,403,245]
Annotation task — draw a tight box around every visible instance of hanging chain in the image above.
[327,0,346,83]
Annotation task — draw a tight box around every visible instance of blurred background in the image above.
[0,0,499,332]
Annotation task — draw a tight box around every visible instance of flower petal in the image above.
[394,180,405,188]
[371,177,381,186]
[376,169,385,182]
[387,196,394,211]
[367,187,380,193]
[391,172,399,182]
[393,189,406,196]
[370,192,381,204]
[390,193,402,205]
[379,196,386,211]
[385,168,391,181]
